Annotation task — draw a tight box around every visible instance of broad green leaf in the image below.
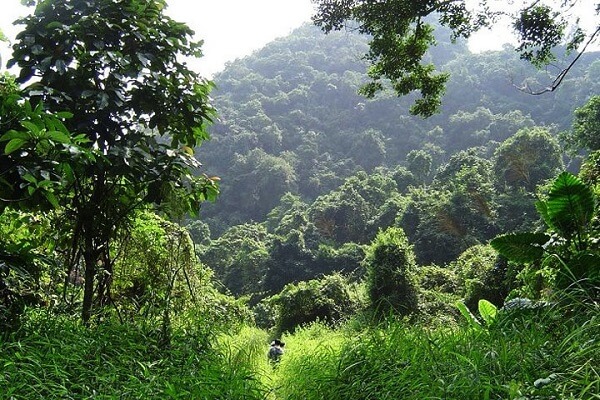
[0,130,29,142]
[22,173,37,184]
[47,131,71,143]
[46,21,64,29]
[478,299,497,326]
[44,191,59,208]
[55,111,74,119]
[61,163,75,182]
[544,172,596,237]
[21,120,41,135]
[491,232,550,263]
[4,138,27,154]
[455,301,481,331]
[535,200,552,230]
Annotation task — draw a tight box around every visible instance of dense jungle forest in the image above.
[1,0,599,399]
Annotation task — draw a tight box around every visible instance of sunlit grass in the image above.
[266,296,599,400]
[1,294,597,399]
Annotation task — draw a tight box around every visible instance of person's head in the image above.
[271,339,285,347]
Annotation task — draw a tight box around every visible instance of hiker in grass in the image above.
[268,339,285,363]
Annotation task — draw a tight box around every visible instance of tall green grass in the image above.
[1,294,597,399]
[273,298,599,399]
[0,310,268,399]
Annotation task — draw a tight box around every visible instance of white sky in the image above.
[0,0,596,77]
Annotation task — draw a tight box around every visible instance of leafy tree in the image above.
[579,150,600,192]
[493,127,564,192]
[451,244,511,311]
[314,242,367,279]
[310,183,370,244]
[199,223,272,296]
[348,128,387,171]
[262,230,316,294]
[312,0,600,116]
[111,211,209,333]
[265,192,308,233]
[364,227,418,317]
[0,74,90,213]
[309,170,398,244]
[0,73,90,330]
[406,149,432,184]
[8,0,218,323]
[220,148,297,222]
[569,95,600,151]
[401,150,498,265]
[391,166,418,193]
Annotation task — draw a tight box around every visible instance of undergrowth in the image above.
[1,294,598,399]
[0,310,267,399]
[272,295,599,400]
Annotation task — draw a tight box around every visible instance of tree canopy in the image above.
[312,0,600,116]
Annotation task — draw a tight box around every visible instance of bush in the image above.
[452,244,511,312]
[364,227,418,317]
[269,273,361,334]
[415,265,461,325]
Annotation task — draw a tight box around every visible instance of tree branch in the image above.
[516,24,600,95]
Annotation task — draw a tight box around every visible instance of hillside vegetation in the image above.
[1,4,599,400]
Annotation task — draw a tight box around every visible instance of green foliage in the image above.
[490,233,550,264]
[199,223,273,296]
[406,149,432,183]
[0,73,92,212]
[0,210,57,331]
[0,310,266,399]
[262,229,317,294]
[492,172,599,293]
[313,0,598,115]
[455,300,481,331]
[493,127,564,192]
[8,0,218,323]
[199,23,596,233]
[478,299,497,326]
[268,273,362,334]
[401,149,499,265]
[537,171,595,239]
[273,299,600,399]
[219,149,297,222]
[579,150,600,189]
[513,5,565,67]
[452,244,512,311]
[569,95,600,151]
[455,298,497,331]
[314,242,367,279]
[415,264,461,326]
[111,211,210,324]
[364,227,418,317]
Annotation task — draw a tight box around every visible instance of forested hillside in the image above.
[191,24,599,307]
[199,24,599,231]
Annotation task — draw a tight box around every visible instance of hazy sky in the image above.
[0,0,316,76]
[0,0,596,77]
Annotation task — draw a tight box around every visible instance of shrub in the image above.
[364,227,418,317]
[452,244,511,312]
[270,273,360,334]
